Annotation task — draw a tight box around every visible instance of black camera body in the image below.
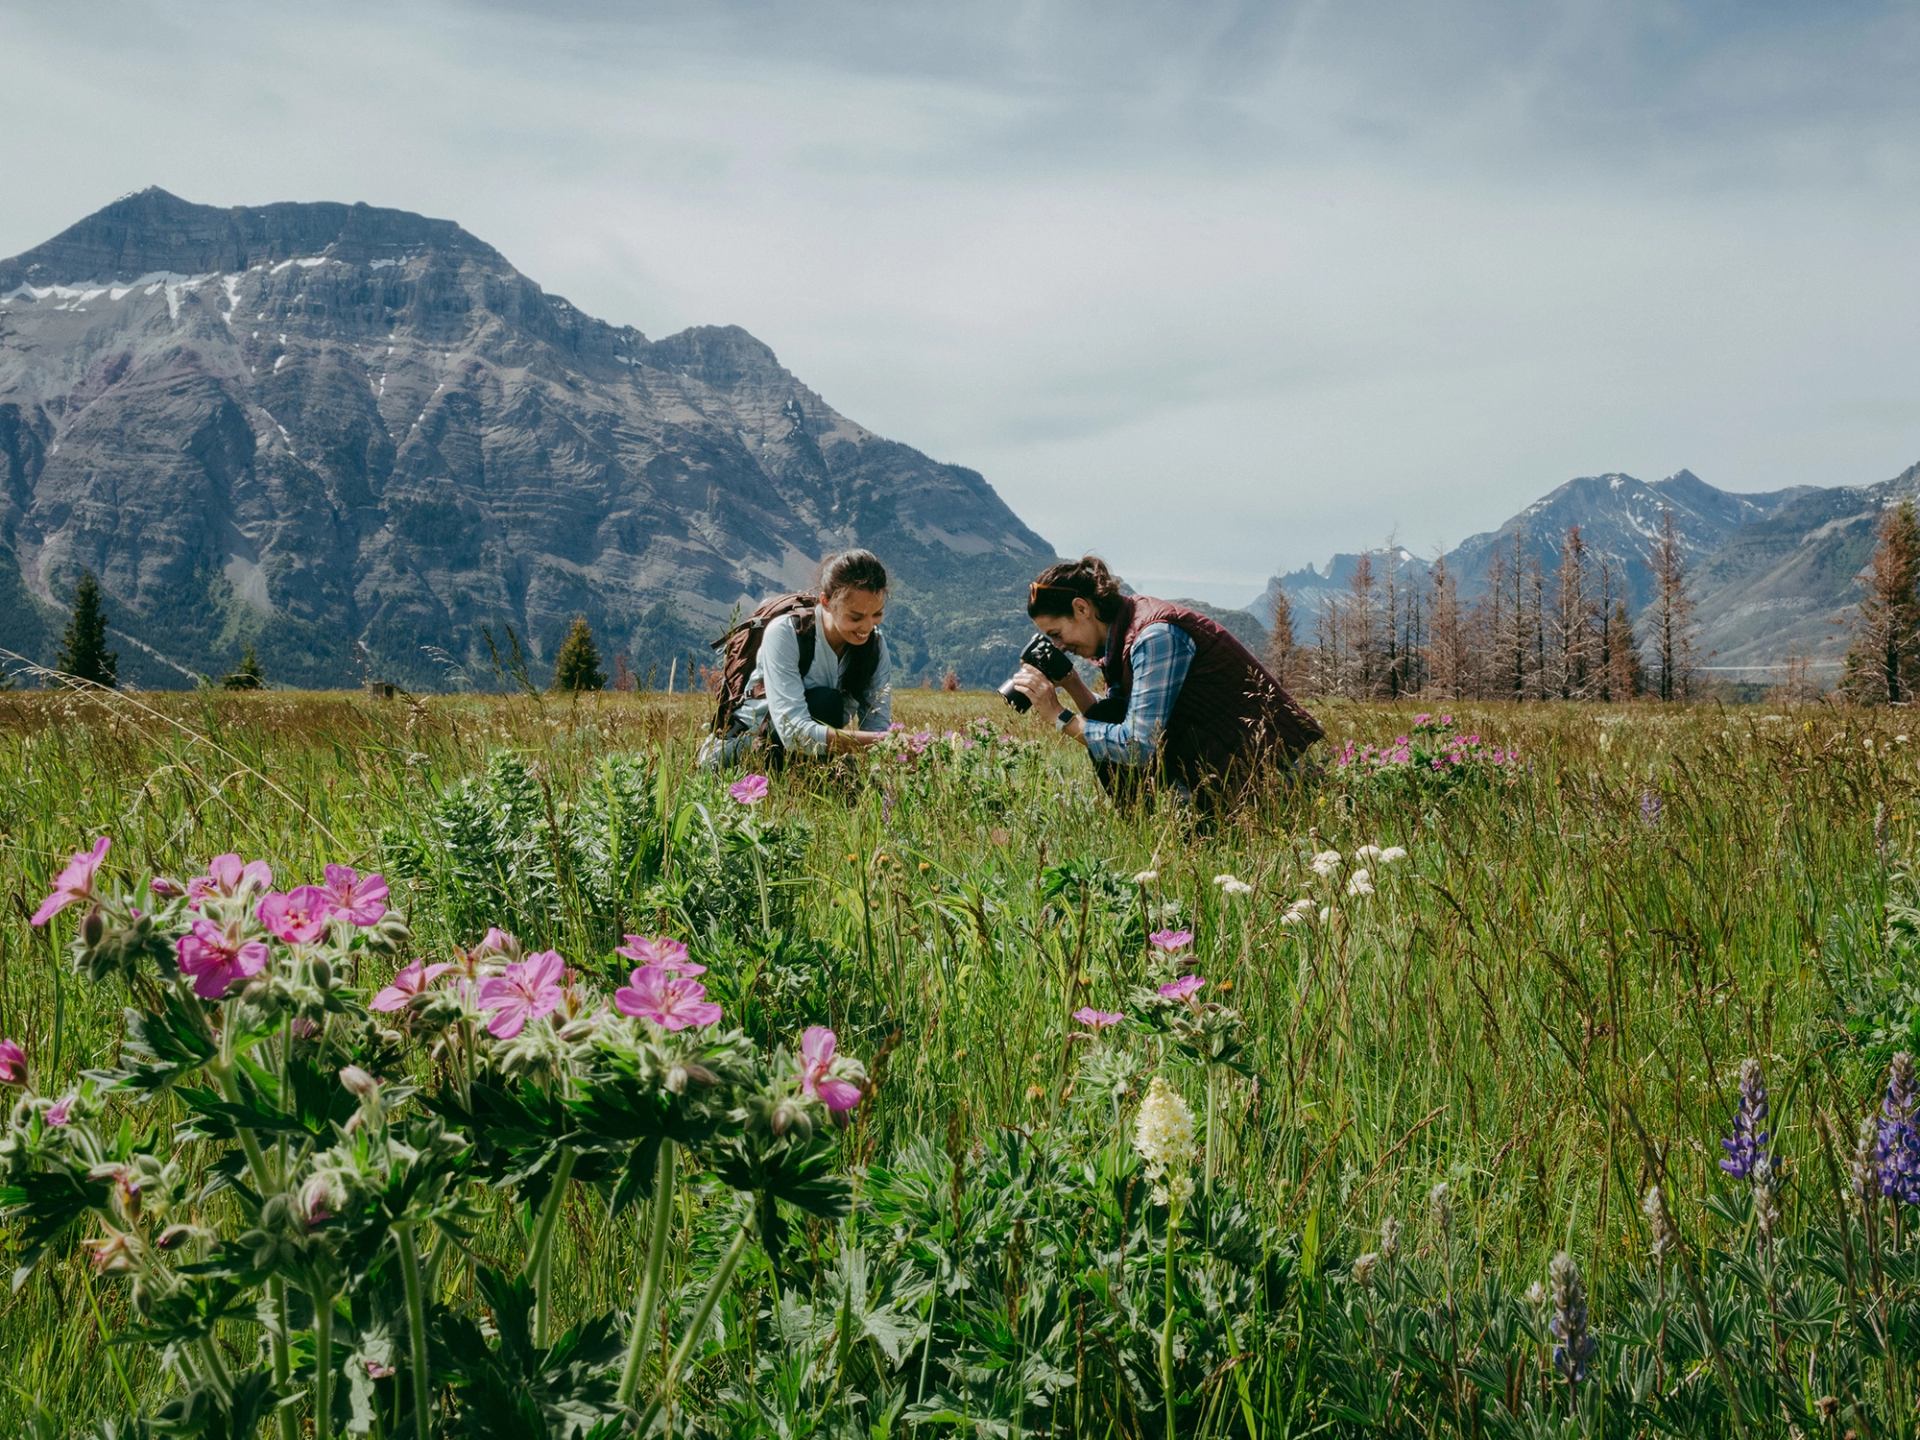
[998,633,1075,711]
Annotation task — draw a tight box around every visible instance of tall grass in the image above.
[0,688,1909,1431]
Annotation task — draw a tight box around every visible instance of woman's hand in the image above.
[828,727,887,755]
[1010,666,1063,724]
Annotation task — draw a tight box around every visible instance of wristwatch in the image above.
[1056,709,1076,731]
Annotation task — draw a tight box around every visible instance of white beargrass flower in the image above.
[1309,850,1343,877]
[1213,873,1254,896]
[1133,1075,1197,1210]
[1354,844,1383,861]
[1378,846,1408,865]
[1346,868,1374,897]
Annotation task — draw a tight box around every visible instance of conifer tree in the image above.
[1648,508,1697,702]
[57,571,117,688]
[1264,589,1301,689]
[1842,497,1920,703]
[222,645,266,690]
[552,615,607,692]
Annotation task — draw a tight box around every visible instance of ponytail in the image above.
[818,549,888,598]
[1027,555,1123,622]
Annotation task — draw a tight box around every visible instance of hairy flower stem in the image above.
[312,1289,334,1440]
[616,1140,678,1408]
[525,1148,578,1350]
[213,1042,297,1440]
[636,1217,755,1435]
[396,1224,432,1440]
[1160,1218,1178,1440]
[196,1335,236,1403]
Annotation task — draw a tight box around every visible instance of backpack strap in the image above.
[791,606,818,682]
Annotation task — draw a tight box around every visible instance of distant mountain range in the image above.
[1251,465,1917,676]
[0,188,1055,688]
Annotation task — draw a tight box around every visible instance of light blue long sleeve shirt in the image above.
[1082,622,1195,767]
[712,607,892,763]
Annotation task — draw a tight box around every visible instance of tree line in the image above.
[1264,499,1920,705]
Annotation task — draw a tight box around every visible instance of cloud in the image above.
[4,0,1919,605]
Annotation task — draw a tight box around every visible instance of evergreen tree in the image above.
[1264,589,1301,689]
[57,571,117,687]
[1842,497,1920,703]
[552,615,607,692]
[1648,508,1697,702]
[222,645,266,690]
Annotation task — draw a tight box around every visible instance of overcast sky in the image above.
[5,0,1919,605]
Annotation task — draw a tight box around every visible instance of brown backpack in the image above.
[708,593,882,739]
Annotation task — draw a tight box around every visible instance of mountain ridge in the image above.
[0,189,1054,688]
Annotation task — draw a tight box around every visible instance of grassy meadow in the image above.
[0,686,1915,1435]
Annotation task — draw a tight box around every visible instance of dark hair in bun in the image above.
[1027,555,1123,622]
[818,549,888,598]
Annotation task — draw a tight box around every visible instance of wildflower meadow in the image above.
[2,688,1917,1437]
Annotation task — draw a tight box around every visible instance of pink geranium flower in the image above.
[257,886,334,945]
[1072,1007,1124,1032]
[321,865,389,926]
[729,773,770,805]
[187,853,274,908]
[798,1026,862,1112]
[1148,928,1194,953]
[0,1039,25,1085]
[615,934,704,975]
[1158,975,1207,1002]
[176,919,270,999]
[369,959,454,1013]
[45,1094,75,1127]
[477,951,566,1039]
[614,963,723,1031]
[31,836,111,927]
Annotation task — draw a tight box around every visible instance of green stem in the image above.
[526,1149,579,1350]
[313,1287,335,1440]
[616,1140,678,1408]
[196,1335,236,1404]
[1161,1216,1178,1440]
[636,1219,754,1435]
[396,1224,432,1440]
[213,1048,297,1440]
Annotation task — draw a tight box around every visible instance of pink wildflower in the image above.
[798,1026,862,1112]
[1158,975,1207,1002]
[257,886,334,945]
[369,959,454,1013]
[0,1038,23,1085]
[186,853,273,908]
[1148,928,1194,953]
[46,1094,75,1127]
[614,963,723,1031]
[31,836,111,927]
[1072,1007,1124,1032]
[476,951,566,1039]
[321,865,389,926]
[176,919,270,1000]
[365,1359,395,1381]
[615,934,704,975]
[729,773,770,805]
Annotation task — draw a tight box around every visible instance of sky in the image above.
[5,0,1920,606]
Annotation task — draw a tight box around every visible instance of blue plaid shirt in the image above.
[1083,622,1195,767]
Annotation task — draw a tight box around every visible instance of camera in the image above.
[998,633,1075,711]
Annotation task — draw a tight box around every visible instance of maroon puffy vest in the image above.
[1094,596,1322,792]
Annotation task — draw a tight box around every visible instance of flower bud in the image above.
[81,909,106,948]
[310,958,334,991]
[149,877,186,899]
[339,1065,380,1098]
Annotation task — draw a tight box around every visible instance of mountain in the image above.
[1247,466,1908,677]
[0,188,1053,689]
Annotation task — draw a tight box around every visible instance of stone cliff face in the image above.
[0,188,1052,687]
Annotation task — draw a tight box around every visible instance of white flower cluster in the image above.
[1133,1075,1198,1210]
[1284,844,1409,922]
[1213,872,1254,896]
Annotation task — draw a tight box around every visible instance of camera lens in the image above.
[998,677,1032,712]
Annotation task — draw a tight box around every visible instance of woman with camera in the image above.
[1006,556,1322,804]
[700,549,894,767]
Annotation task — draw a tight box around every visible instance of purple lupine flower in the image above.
[1720,1058,1771,1180]
[1548,1252,1595,1386]
[1877,1052,1920,1206]
[1638,790,1663,828]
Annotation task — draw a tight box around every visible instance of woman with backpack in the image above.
[700,549,894,767]
[1006,555,1322,807]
